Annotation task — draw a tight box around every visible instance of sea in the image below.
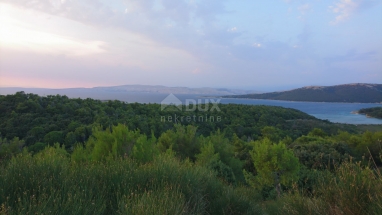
[91,92,382,125]
[1,89,382,125]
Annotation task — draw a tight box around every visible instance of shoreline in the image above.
[219,97,382,105]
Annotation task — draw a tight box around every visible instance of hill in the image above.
[224,83,382,103]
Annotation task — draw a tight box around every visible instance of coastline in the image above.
[219,97,382,105]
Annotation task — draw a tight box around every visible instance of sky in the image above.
[0,0,381,91]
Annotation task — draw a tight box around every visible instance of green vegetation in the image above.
[0,145,263,215]
[358,107,382,119]
[0,91,359,153]
[244,138,300,197]
[225,83,382,103]
[357,124,382,132]
[0,92,381,214]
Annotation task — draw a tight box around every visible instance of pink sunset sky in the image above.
[1,0,381,91]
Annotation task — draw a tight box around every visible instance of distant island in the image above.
[224,83,382,103]
[0,85,261,97]
[357,107,382,119]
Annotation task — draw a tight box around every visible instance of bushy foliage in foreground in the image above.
[265,161,382,215]
[1,143,380,215]
[0,93,381,214]
[244,138,300,197]
[0,145,262,215]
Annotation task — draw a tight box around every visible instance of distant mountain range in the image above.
[92,85,261,95]
[224,83,382,103]
[0,85,262,98]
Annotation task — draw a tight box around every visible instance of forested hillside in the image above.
[225,83,382,103]
[0,91,358,152]
[358,107,382,119]
[0,92,381,214]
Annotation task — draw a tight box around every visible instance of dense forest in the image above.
[358,107,382,119]
[0,91,360,152]
[225,83,382,103]
[0,92,381,214]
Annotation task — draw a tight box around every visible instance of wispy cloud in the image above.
[0,3,106,56]
[252,43,262,48]
[298,3,311,15]
[329,0,358,24]
[1,1,381,88]
[227,27,237,32]
[191,68,201,74]
[329,0,378,24]
[297,3,311,20]
[3,0,234,59]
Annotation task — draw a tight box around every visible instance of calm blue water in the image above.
[109,93,382,125]
[219,98,382,125]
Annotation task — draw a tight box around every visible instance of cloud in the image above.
[329,0,378,24]
[191,68,201,74]
[298,3,311,15]
[297,3,311,21]
[0,4,106,56]
[2,0,235,59]
[329,0,358,24]
[227,27,237,32]
[252,43,262,48]
[2,1,381,89]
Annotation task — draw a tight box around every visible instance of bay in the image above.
[2,89,381,124]
[96,93,382,125]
